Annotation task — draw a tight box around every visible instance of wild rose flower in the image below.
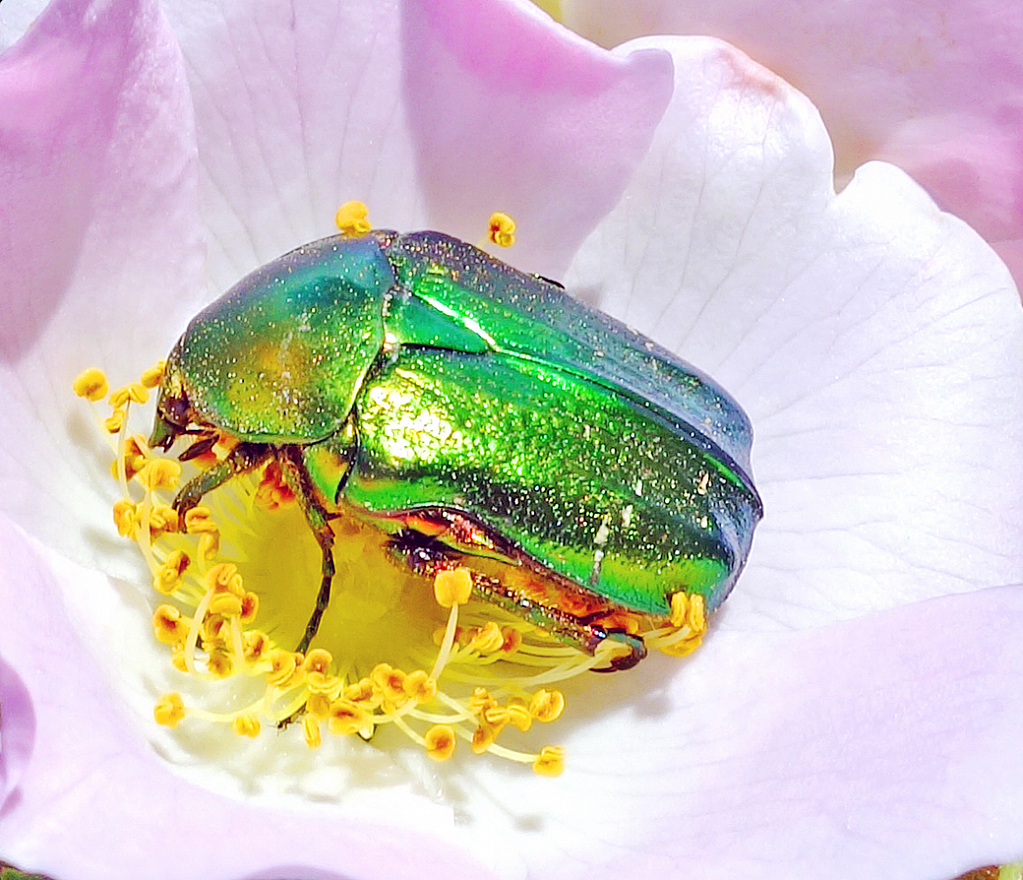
[2,1,1023,879]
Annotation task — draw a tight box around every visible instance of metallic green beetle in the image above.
[150,230,762,670]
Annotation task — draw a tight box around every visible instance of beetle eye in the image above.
[162,391,192,428]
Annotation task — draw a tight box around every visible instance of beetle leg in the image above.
[278,446,336,655]
[173,442,272,517]
[178,431,219,462]
[385,523,648,671]
[590,631,647,671]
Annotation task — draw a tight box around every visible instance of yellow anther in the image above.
[533,745,565,777]
[471,723,499,754]
[198,531,221,559]
[108,386,132,408]
[232,714,261,738]
[488,211,516,248]
[688,594,707,634]
[104,410,126,434]
[240,592,259,624]
[304,650,338,693]
[208,592,243,617]
[483,704,511,727]
[124,434,148,458]
[468,686,497,716]
[335,200,371,236]
[434,567,473,608]
[154,693,186,727]
[170,642,188,672]
[207,648,234,678]
[370,663,407,701]
[303,714,322,749]
[306,692,333,719]
[205,562,244,596]
[328,699,371,737]
[500,626,523,653]
[112,500,136,537]
[304,648,333,676]
[73,367,109,401]
[153,605,187,644]
[266,650,300,687]
[669,591,689,629]
[344,678,377,704]
[530,689,565,723]
[184,507,218,534]
[658,634,703,658]
[117,435,150,481]
[433,624,464,646]
[505,699,532,732]
[153,550,190,594]
[140,361,165,389]
[402,669,437,703]
[424,725,457,761]
[201,612,229,644]
[148,504,180,535]
[469,621,504,653]
[201,615,229,644]
[127,382,149,404]
[141,459,180,491]
[243,630,270,662]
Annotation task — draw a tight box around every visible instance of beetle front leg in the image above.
[174,442,272,517]
[278,446,336,655]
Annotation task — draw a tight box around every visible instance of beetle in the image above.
[150,230,762,670]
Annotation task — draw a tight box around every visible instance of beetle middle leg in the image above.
[277,446,336,655]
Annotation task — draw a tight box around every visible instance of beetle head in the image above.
[149,344,194,451]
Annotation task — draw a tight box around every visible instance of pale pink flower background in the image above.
[1,1,1023,879]
[558,0,1023,296]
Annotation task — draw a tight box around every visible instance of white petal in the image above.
[161,0,671,288]
[567,37,1023,629]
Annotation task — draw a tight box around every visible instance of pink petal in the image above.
[560,0,1023,291]
[0,0,205,572]
[400,0,672,276]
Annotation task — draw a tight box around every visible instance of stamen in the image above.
[113,500,137,537]
[530,689,565,723]
[73,367,109,401]
[104,410,126,434]
[423,725,457,761]
[434,567,473,608]
[139,361,165,389]
[232,714,261,738]
[335,200,371,236]
[532,745,565,777]
[154,693,186,727]
[487,212,516,248]
[153,605,189,644]
[302,714,322,749]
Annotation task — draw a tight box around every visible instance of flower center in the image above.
[74,354,706,775]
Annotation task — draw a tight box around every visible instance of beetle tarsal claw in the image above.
[592,631,647,672]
